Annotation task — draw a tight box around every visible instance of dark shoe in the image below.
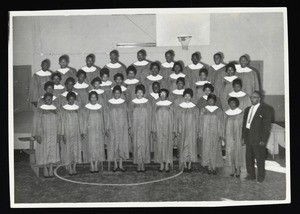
[212,170,216,175]
[243,175,255,181]
[90,171,94,173]
[165,169,170,173]
[120,168,126,172]
[73,172,77,176]
[208,170,212,174]
[158,169,163,172]
[44,175,50,178]
[94,170,99,173]
[183,168,188,173]
[235,174,240,178]
[136,169,141,173]
[257,179,264,183]
[141,169,146,173]
[112,168,117,172]
[230,173,235,177]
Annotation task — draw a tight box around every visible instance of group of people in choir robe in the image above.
[30,49,260,178]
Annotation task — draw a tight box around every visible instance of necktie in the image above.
[247,106,254,124]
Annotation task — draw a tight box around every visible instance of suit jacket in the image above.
[242,103,272,145]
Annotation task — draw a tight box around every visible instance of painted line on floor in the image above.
[54,165,183,186]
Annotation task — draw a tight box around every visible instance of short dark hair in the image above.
[110,49,119,56]
[43,92,53,101]
[86,53,95,60]
[150,62,160,71]
[176,77,185,85]
[152,81,160,88]
[44,81,54,91]
[252,90,262,98]
[88,91,98,101]
[51,72,62,81]
[192,52,200,58]
[172,61,183,71]
[114,73,124,81]
[232,78,242,87]
[100,68,110,77]
[239,54,249,61]
[183,88,193,98]
[213,52,222,58]
[126,65,137,75]
[203,83,214,92]
[199,68,208,77]
[207,94,217,102]
[66,91,77,101]
[91,77,102,86]
[76,69,87,78]
[165,50,174,56]
[41,59,50,65]
[112,85,122,94]
[159,88,169,98]
[65,77,75,85]
[138,49,146,56]
[228,97,240,107]
[225,63,236,73]
[59,54,69,62]
[135,84,146,94]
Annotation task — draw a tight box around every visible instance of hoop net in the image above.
[177,35,192,50]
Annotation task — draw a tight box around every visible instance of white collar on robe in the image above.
[100,80,112,86]
[40,104,57,110]
[85,103,102,110]
[202,95,208,100]
[106,62,122,68]
[133,60,149,66]
[35,70,52,77]
[124,78,139,85]
[205,105,219,112]
[111,85,127,91]
[89,88,104,94]
[54,84,64,90]
[108,98,125,104]
[223,75,238,82]
[169,72,186,79]
[161,61,174,68]
[63,104,79,110]
[188,63,204,70]
[61,91,78,97]
[150,92,159,99]
[229,91,246,97]
[235,64,252,73]
[41,95,57,100]
[179,102,196,108]
[225,108,242,116]
[74,82,89,89]
[57,67,70,74]
[172,89,184,95]
[156,100,172,106]
[211,63,225,70]
[195,80,210,86]
[147,74,163,81]
[132,97,148,104]
[81,65,96,72]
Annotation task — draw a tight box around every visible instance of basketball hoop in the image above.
[177,35,192,50]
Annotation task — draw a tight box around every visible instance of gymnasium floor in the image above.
[13,149,286,203]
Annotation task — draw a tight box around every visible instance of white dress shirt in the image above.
[246,103,260,129]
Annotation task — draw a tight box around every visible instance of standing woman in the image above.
[196,83,221,111]
[224,97,245,177]
[235,55,259,96]
[208,52,226,85]
[185,52,208,87]
[99,68,113,103]
[200,94,224,175]
[193,68,212,103]
[55,54,77,85]
[57,77,82,109]
[176,88,200,172]
[32,92,60,178]
[51,72,65,99]
[160,50,175,79]
[106,86,130,172]
[169,77,186,107]
[29,59,52,108]
[80,53,101,85]
[81,91,106,173]
[129,84,152,172]
[143,62,167,94]
[104,50,127,82]
[73,69,90,107]
[132,49,151,81]
[152,89,175,172]
[124,65,140,103]
[168,61,189,91]
[88,77,106,106]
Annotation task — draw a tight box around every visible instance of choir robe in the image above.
[104,62,126,83]
[224,108,245,168]
[152,100,175,164]
[196,95,222,111]
[175,102,200,163]
[160,61,175,80]
[31,104,60,165]
[207,64,226,86]
[60,104,83,164]
[57,91,82,110]
[37,95,59,108]
[29,70,52,104]
[215,75,238,110]
[143,74,168,95]
[235,64,259,95]
[106,98,130,161]
[200,106,224,168]
[73,82,90,107]
[124,78,140,103]
[168,72,190,91]
[80,65,101,85]
[53,84,65,98]
[81,103,106,162]
[226,91,252,112]
[55,67,77,85]
[169,89,185,107]
[107,84,129,103]
[128,98,152,164]
[99,80,113,103]
[146,92,159,152]
[192,80,212,103]
[131,60,151,81]
[185,63,209,87]
[88,88,106,106]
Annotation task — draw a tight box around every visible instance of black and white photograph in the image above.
[8,8,290,207]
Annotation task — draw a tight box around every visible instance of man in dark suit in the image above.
[242,91,272,183]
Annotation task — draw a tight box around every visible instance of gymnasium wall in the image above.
[12,12,286,121]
